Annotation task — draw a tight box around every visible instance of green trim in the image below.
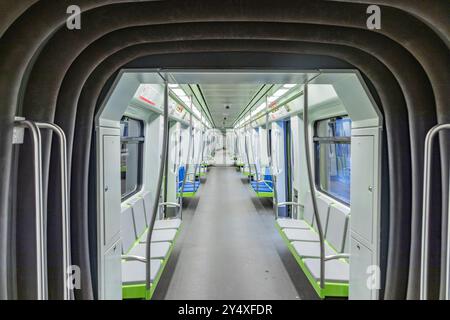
[122,283,149,300]
[255,192,274,198]
[242,171,254,177]
[122,224,183,300]
[249,181,274,198]
[177,191,196,198]
[275,222,349,299]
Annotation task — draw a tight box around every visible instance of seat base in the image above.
[276,222,348,298]
[277,218,311,230]
[122,259,162,285]
[283,228,320,242]
[122,259,163,300]
[303,258,349,283]
[122,226,182,300]
[291,241,335,259]
[154,218,182,230]
[128,242,171,260]
[140,228,178,243]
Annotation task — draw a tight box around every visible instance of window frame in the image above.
[313,116,351,205]
[120,116,145,201]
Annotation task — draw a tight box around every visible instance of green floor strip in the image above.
[275,222,349,299]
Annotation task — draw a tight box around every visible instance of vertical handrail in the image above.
[251,127,261,193]
[266,95,278,218]
[447,171,450,300]
[36,122,71,300]
[179,111,193,204]
[420,123,450,300]
[146,79,170,294]
[15,120,47,299]
[200,129,206,174]
[244,126,252,181]
[303,83,326,289]
[193,127,202,180]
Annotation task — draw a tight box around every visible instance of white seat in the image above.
[283,228,320,242]
[312,197,331,234]
[303,258,349,283]
[326,205,350,252]
[291,241,335,259]
[146,229,177,243]
[128,242,171,260]
[129,198,147,236]
[121,206,137,253]
[277,218,310,230]
[140,219,181,240]
[122,259,162,285]
[154,218,182,230]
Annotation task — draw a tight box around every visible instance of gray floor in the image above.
[160,166,302,300]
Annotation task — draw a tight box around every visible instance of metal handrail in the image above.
[276,202,301,220]
[243,127,253,180]
[15,120,47,299]
[249,127,262,191]
[254,179,273,184]
[159,202,181,208]
[420,123,450,300]
[252,178,273,193]
[36,122,71,300]
[447,171,450,300]
[265,95,279,218]
[121,255,146,263]
[159,198,182,222]
[179,105,193,205]
[303,82,326,289]
[277,202,301,207]
[192,129,203,179]
[325,254,350,261]
[145,79,170,292]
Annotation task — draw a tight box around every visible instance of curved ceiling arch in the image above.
[19,18,432,299]
[0,1,446,302]
[62,38,404,299]
[325,0,450,45]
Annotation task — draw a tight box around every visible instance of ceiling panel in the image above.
[199,83,262,128]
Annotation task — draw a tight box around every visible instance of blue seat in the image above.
[250,171,273,196]
[178,166,200,196]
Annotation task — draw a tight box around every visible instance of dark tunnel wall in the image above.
[52,22,415,301]
[0,0,448,300]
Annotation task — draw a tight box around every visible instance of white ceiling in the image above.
[199,83,262,128]
[168,71,318,128]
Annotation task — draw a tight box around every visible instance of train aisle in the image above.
[162,165,301,300]
[212,149,235,166]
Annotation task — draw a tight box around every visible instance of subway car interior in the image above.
[0,1,449,302]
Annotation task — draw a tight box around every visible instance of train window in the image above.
[120,117,145,200]
[314,116,351,204]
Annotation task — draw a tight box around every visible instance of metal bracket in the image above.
[13,117,25,144]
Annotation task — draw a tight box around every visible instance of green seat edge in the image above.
[275,222,349,299]
[122,224,182,300]
[177,191,196,198]
[255,191,274,198]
